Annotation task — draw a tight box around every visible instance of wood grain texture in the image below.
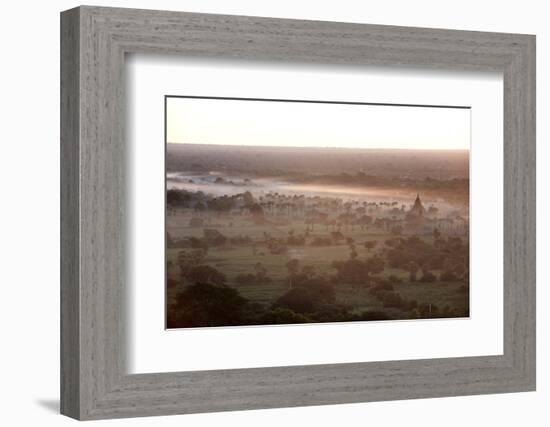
[60,6,536,420]
[60,7,80,419]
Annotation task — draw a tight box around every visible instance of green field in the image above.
[167,216,469,321]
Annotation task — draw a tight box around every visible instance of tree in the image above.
[364,241,377,252]
[365,256,385,278]
[203,228,227,246]
[207,195,235,216]
[275,277,335,314]
[169,282,249,327]
[259,307,310,325]
[187,265,226,286]
[331,258,366,284]
[406,261,419,282]
[301,265,315,279]
[440,270,458,281]
[382,292,403,308]
[331,256,384,286]
[286,259,300,289]
[254,262,268,281]
[419,270,436,282]
[177,249,206,285]
[234,273,256,284]
[330,231,345,243]
[166,189,192,207]
[357,215,372,230]
[189,217,204,227]
[249,203,265,223]
[390,225,403,236]
[189,236,208,250]
[360,310,390,321]
[274,288,316,314]
[194,201,206,214]
[384,238,400,248]
[428,206,439,216]
[299,277,335,304]
[242,191,255,206]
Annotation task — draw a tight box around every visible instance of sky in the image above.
[166,96,470,151]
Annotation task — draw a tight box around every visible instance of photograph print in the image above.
[165,96,470,329]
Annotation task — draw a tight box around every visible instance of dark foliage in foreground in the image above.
[257,307,310,325]
[168,282,249,328]
[331,256,385,285]
[167,235,469,327]
[275,277,335,314]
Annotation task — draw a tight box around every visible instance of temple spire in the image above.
[409,193,425,217]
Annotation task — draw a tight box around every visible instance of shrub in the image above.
[359,311,391,321]
[440,270,458,281]
[309,305,353,323]
[276,278,335,313]
[386,237,438,269]
[364,241,377,251]
[428,255,445,270]
[187,265,227,286]
[390,225,403,236]
[275,287,316,313]
[418,303,439,317]
[368,287,384,298]
[169,282,249,327]
[419,271,437,282]
[189,217,204,227]
[268,242,288,254]
[234,273,256,284]
[310,237,332,246]
[189,236,209,250]
[203,229,227,246]
[229,235,252,245]
[382,292,403,308]
[384,238,401,248]
[258,308,310,325]
[387,274,402,283]
[409,308,421,318]
[332,258,366,284]
[371,282,394,292]
[332,256,384,284]
[287,235,306,246]
[457,284,469,293]
[166,189,192,207]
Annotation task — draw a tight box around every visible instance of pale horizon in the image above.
[167,141,469,152]
[167,97,470,151]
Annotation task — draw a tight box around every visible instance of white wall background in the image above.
[0,0,546,425]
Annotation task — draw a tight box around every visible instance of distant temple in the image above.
[407,194,426,219]
[376,193,468,236]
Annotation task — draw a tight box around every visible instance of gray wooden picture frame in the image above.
[60,5,536,421]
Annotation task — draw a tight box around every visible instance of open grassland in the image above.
[165,146,469,327]
[166,219,469,320]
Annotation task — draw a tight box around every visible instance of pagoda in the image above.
[407,194,426,219]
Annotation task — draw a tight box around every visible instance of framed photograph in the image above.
[164,95,472,330]
[61,6,536,420]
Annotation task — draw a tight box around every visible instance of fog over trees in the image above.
[166,145,470,328]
